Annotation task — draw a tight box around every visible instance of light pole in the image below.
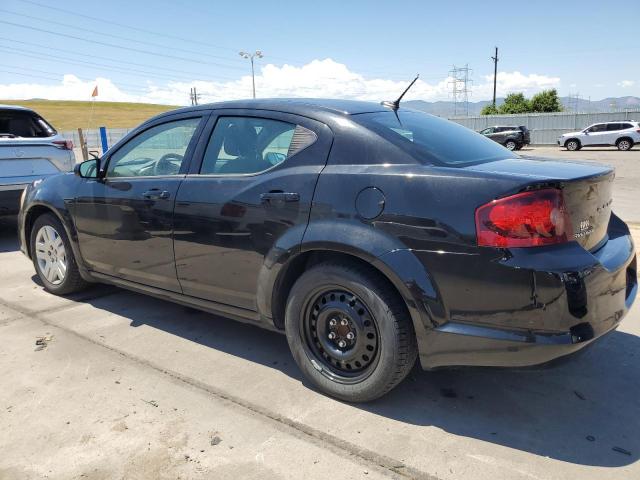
[239,50,263,99]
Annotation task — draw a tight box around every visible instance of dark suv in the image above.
[18,99,636,402]
[480,125,530,150]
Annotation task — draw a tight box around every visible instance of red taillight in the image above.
[475,189,573,248]
[53,139,73,150]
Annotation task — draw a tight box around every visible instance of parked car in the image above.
[559,121,640,151]
[18,99,636,402]
[479,125,530,150]
[0,105,74,216]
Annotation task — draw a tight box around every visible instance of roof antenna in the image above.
[382,74,419,110]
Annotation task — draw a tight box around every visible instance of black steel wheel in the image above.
[285,261,418,402]
[302,288,380,383]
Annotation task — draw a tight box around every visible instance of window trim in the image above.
[195,114,302,178]
[101,114,204,180]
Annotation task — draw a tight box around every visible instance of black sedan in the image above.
[18,99,637,402]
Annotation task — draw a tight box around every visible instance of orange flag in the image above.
[91,85,98,97]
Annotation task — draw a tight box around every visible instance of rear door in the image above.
[73,113,205,291]
[173,110,332,310]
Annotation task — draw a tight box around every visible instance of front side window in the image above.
[107,118,200,177]
[356,111,517,166]
[480,127,493,134]
[588,124,606,133]
[200,116,298,175]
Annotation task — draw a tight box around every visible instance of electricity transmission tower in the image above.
[567,92,581,112]
[448,65,472,116]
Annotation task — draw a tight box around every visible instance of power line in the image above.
[0,37,235,80]
[0,45,238,83]
[15,0,239,55]
[0,20,247,70]
[0,8,245,66]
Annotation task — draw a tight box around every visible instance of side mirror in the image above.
[75,158,101,178]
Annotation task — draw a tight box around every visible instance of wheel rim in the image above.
[619,141,629,150]
[34,225,67,285]
[506,141,516,150]
[568,141,577,150]
[301,288,380,384]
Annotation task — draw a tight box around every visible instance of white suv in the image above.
[558,121,640,151]
[1,105,75,216]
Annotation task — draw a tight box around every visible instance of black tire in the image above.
[616,138,633,151]
[30,213,88,295]
[284,261,418,402]
[565,139,581,151]
[504,140,517,151]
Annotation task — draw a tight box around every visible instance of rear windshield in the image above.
[0,109,57,138]
[354,110,517,166]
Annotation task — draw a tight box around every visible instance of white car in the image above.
[1,105,75,216]
[558,121,640,151]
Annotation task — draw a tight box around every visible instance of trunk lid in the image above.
[464,157,615,251]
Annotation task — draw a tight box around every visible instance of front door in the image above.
[173,111,332,311]
[583,123,608,146]
[73,115,204,291]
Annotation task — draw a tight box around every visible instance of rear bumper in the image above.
[407,214,637,369]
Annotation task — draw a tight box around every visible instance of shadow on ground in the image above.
[74,285,640,469]
[4,222,638,469]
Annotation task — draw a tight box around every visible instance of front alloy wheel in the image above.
[505,140,517,151]
[34,225,67,285]
[30,213,88,295]
[566,140,579,151]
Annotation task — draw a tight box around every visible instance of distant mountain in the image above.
[403,96,640,117]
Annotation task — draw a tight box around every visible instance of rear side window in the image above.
[355,110,517,166]
[0,109,56,138]
[620,123,634,129]
[200,116,316,175]
[606,123,622,131]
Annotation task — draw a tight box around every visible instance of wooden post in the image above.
[77,128,88,161]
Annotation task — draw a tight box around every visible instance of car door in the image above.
[73,113,206,291]
[172,110,332,311]
[480,127,496,142]
[605,123,622,144]
[583,123,607,146]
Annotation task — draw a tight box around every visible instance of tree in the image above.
[480,104,499,115]
[498,93,531,114]
[530,89,563,112]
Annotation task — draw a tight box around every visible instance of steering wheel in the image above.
[154,153,183,176]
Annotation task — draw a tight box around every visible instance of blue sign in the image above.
[99,126,108,154]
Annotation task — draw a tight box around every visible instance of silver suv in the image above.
[558,121,640,151]
[0,105,75,216]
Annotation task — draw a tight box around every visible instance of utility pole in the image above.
[239,50,263,98]
[491,47,498,108]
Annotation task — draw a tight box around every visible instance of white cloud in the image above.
[0,59,561,106]
[618,80,635,88]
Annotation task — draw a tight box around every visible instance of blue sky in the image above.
[0,0,638,105]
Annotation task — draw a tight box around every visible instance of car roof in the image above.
[157,98,390,120]
[0,104,35,112]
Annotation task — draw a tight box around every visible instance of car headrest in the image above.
[223,123,257,157]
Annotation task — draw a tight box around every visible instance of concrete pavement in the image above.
[1,217,639,479]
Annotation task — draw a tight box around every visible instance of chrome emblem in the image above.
[15,148,25,158]
[575,219,594,238]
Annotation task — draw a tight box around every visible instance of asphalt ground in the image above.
[2,145,640,479]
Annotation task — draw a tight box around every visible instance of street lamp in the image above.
[239,50,263,99]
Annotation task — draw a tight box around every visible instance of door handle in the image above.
[260,191,300,203]
[142,189,171,200]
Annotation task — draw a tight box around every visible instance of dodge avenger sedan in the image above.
[18,99,637,401]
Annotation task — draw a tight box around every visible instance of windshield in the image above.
[354,110,518,166]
